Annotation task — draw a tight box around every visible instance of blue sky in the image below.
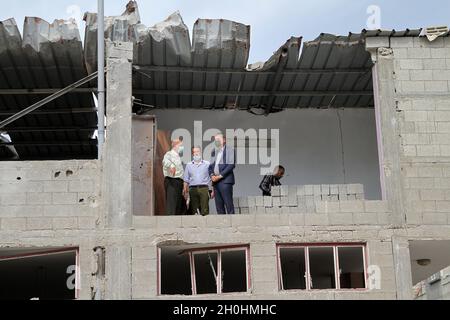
[1,0,449,63]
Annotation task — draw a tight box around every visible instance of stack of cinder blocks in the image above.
[234,184,365,214]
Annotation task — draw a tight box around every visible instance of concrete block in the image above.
[0,218,26,230]
[247,196,256,207]
[181,216,207,228]
[1,193,26,205]
[26,192,52,205]
[239,197,248,207]
[288,194,298,207]
[272,197,281,207]
[271,186,281,196]
[390,37,414,48]
[315,201,340,214]
[353,213,379,225]
[53,217,78,229]
[240,207,250,214]
[280,196,289,206]
[321,184,330,195]
[297,186,305,196]
[255,196,264,207]
[233,197,240,207]
[422,212,447,225]
[407,47,431,59]
[264,196,272,208]
[43,181,68,193]
[313,185,321,196]
[26,217,52,230]
[157,217,182,228]
[231,214,255,227]
[425,81,448,92]
[305,214,329,226]
[206,215,231,227]
[251,243,276,257]
[420,189,445,201]
[364,201,389,213]
[133,216,157,229]
[68,180,95,193]
[52,193,78,205]
[256,214,282,227]
[329,213,353,225]
[304,185,314,196]
[377,213,391,224]
[288,185,297,196]
[339,200,364,212]
[256,207,266,214]
[410,70,433,81]
[399,59,423,70]
[280,185,289,196]
[289,213,305,225]
[330,185,339,195]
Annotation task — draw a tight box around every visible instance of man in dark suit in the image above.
[209,134,236,215]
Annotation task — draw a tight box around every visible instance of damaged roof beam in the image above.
[133,65,369,75]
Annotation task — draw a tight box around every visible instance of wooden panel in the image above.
[155,130,171,215]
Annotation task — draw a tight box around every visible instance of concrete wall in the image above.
[367,36,450,226]
[151,108,382,200]
[0,160,101,231]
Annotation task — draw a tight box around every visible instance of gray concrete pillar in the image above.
[102,42,134,300]
[392,236,413,300]
[370,46,406,227]
[103,41,134,228]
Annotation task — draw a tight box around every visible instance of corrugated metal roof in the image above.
[2,0,448,160]
[0,17,97,160]
[83,4,374,111]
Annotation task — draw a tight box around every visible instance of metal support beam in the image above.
[0,107,98,116]
[97,0,105,160]
[263,47,289,115]
[132,89,373,97]
[0,71,100,129]
[0,141,97,146]
[133,65,369,76]
[2,127,97,133]
[0,88,96,95]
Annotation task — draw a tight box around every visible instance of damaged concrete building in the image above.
[1,1,450,299]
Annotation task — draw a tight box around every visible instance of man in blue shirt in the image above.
[183,146,213,216]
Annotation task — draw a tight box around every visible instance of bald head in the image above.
[171,139,182,150]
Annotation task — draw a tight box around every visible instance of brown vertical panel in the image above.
[154,129,171,215]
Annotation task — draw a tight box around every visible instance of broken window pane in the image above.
[160,248,192,295]
[280,247,307,290]
[221,250,247,293]
[308,247,336,289]
[338,246,366,289]
[194,252,218,294]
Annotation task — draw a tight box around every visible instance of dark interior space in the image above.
[338,246,366,289]
[160,248,192,295]
[0,250,76,300]
[309,247,336,290]
[280,247,307,290]
[194,252,218,295]
[221,250,247,293]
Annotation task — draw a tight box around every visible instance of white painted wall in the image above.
[151,108,382,200]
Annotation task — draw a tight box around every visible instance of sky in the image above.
[1,0,449,64]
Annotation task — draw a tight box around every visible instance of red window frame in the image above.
[0,247,80,299]
[157,244,251,296]
[277,243,368,291]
